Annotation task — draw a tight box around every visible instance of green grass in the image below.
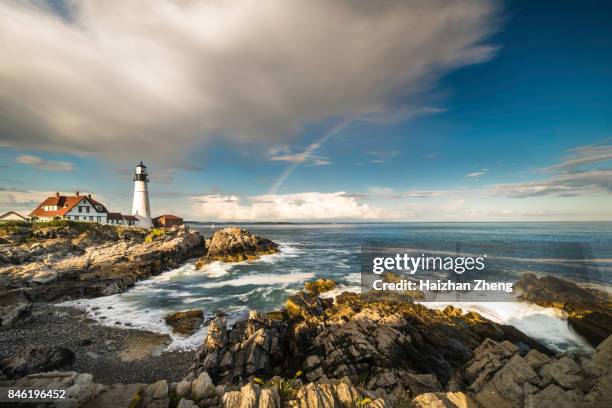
[144,228,166,243]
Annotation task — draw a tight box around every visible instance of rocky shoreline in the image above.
[1,283,610,407]
[1,223,611,407]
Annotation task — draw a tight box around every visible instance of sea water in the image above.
[63,222,612,351]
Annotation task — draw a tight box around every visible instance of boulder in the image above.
[142,380,169,408]
[196,227,278,266]
[164,309,204,336]
[304,278,336,295]
[0,288,32,327]
[0,346,75,379]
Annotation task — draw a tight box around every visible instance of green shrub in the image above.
[144,228,166,243]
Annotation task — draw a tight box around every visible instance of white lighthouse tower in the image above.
[132,161,153,228]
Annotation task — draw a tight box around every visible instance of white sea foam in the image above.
[319,283,361,300]
[201,261,233,278]
[196,272,314,289]
[422,301,592,351]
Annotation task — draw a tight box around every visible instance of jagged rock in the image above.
[456,336,612,408]
[192,287,551,389]
[288,377,360,408]
[539,355,583,389]
[0,288,32,327]
[285,291,328,320]
[304,279,336,295]
[192,313,285,384]
[515,273,612,347]
[474,354,541,407]
[142,380,169,408]
[164,309,204,336]
[196,227,278,267]
[0,346,75,379]
[411,392,477,408]
[222,382,281,408]
[192,371,215,401]
[525,348,552,370]
[524,384,583,408]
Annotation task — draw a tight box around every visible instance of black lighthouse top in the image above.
[134,162,149,182]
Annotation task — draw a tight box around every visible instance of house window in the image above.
[97,216,101,222]
[86,207,90,213]
[78,206,83,213]
[75,216,79,221]
[89,216,93,221]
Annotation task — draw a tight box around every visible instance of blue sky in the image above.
[0,0,611,221]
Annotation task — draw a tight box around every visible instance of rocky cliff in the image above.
[0,223,205,323]
[196,227,279,267]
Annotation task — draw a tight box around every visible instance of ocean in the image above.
[63,222,612,352]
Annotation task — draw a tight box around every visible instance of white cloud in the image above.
[268,144,331,166]
[541,144,612,172]
[465,170,487,178]
[490,142,612,198]
[16,154,74,172]
[491,169,612,198]
[191,192,385,220]
[0,0,498,166]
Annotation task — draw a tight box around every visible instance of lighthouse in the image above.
[132,161,153,228]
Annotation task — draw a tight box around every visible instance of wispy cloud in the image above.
[16,155,73,172]
[465,169,487,178]
[541,144,612,172]
[491,169,612,198]
[268,144,331,166]
[491,141,612,198]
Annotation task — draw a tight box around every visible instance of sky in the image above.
[1,0,611,221]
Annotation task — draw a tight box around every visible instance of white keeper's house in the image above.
[29,191,138,226]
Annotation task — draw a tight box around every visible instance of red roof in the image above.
[30,194,108,218]
[107,212,123,220]
[155,214,183,220]
[122,215,139,221]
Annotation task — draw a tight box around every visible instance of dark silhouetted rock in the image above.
[0,346,75,379]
